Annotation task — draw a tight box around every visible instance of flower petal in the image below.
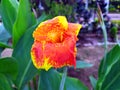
[31,41,52,71]
[68,23,82,36]
[33,16,68,43]
[31,36,76,71]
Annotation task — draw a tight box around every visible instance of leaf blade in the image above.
[12,14,48,89]
[39,69,88,90]
[89,76,97,90]
[0,57,18,80]
[0,73,12,90]
[13,0,36,47]
[96,44,120,89]
[0,0,18,35]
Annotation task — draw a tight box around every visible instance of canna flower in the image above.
[31,16,82,71]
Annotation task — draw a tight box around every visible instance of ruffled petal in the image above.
[31,41,52,71]
[68,23,82,36]
[31,35,76,71]
[33,16,68,43]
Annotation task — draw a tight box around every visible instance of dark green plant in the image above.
[110,26,118,39]
[50,2,72,18]
[109,5,116,12]
[41,1,74,21]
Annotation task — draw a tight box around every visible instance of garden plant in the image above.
[0,0,120,90]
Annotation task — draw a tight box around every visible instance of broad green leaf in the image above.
[0,57,18,80]
[96,44,120,89]
[76,61,93,69]
[89,76,97,90]
[0,0,18,35]
[98,45,120,77]
[0,73,12,90]
[10,0,19,11]
[39,69,88,90]
[12,14,48,89]
[13,0,36,47]
[12,26,38,89]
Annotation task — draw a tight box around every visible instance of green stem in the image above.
[100,21,108,74]
[33,77,37,90]
[28,81,31,90]
[37,74,41,90]
[59,67,67,90]
[18,60,32,89]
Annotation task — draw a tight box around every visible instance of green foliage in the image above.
[96,45,120,90]
[89,76,97,90]
[112,20,120,26]
[109,5,116,12]
[0,0,18,35]
[110,26,118,38]
[12,25,38,89]
[39,69,88,90]
[13,0,36,47]
[42,1,74,21]
[12,22,42,90]
[0,73,12,90]
[44,0,51,7]
[0,57,18,80]
[50,2,73,18]
[12,14,48,89]
[0,58,18,90]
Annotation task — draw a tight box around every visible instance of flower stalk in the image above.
[59,67,68,90]
[97,4,108,73]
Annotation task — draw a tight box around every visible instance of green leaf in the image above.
[76,61,93,69]
[0,42,12,48]
[37,13,49,24]
[10,0,19,11]
[0,57,18,80]
[98,45,120,77]
[96,44,120,90]
[89,76,97,90]
[38,69,88,90]
[12,14,48,89]
[12,26,38,89]
[0,0,18,35]
[0,73,12,90]
[13,0,36,47]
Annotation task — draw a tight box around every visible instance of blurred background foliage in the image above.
[30,0,120,40]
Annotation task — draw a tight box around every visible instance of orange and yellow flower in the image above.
[31,16,82,71]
